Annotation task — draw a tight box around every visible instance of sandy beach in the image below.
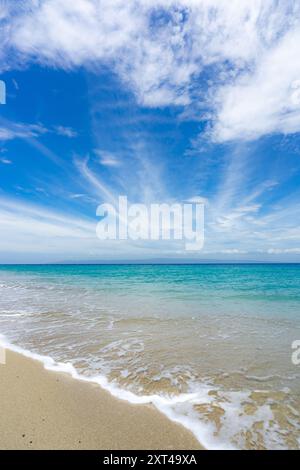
[0,349,201,450]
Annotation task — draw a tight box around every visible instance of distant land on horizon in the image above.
[1,258,300,266]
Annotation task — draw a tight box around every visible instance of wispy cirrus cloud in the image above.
[94,149,121,167]
[0,196,95,258]
[74,156,118,205]
[0,121,48,141]
[54,125,77,138]
[0,196,106,262]
[0,120,77,142]
[0,157,12,164]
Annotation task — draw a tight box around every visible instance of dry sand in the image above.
[0,349,201,450]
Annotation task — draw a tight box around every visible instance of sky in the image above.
[0,0,300,263]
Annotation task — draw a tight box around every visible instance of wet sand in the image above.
[0,349,201,450]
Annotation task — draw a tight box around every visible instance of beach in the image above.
[0,349,201,450]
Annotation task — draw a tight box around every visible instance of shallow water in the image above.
[0,264,300,449]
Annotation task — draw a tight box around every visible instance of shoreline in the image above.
[0,348,202,450]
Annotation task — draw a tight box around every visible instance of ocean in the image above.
[0,264,299,449]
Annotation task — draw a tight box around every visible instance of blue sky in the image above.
[0,0,300,263]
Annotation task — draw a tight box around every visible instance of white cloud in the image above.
[224,249,247,254]
[0,121,79,141]
[0,193,133,260]
[0,1,299,142]
[54,125,77,137]
[0,157,12,164]
[212,27,300,142]
[75,156,118,204]
[69,193,86,199]
[94,149,121,167]
[0,121,48,141]
[267,248,300,254]
[0,196,96,257]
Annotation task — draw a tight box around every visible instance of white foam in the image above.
[245,374,280,382]
[0,310,31,318]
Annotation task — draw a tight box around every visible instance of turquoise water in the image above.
[0,264,300,449]
[1,263,300,315]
